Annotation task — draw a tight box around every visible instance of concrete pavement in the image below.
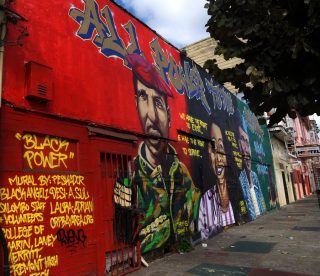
[131,194,320,276]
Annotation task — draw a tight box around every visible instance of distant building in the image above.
[181,37,244,94]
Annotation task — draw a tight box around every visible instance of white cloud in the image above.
[114,0,210,48]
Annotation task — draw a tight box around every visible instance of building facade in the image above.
[0,1,277,275]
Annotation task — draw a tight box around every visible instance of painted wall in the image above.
[0,0,277,274]
[0,106,98,275]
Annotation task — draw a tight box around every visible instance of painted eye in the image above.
[210,139,216,150]
[219,144,224,151]
[154,98,165,109]
[138,89,147,101]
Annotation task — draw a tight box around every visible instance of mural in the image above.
[235,109,267,220]
[0,0,278,274]
[126,53,200,253]
[180,57,250,238]
[0,133,94,275]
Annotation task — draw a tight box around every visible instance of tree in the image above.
[204,0,320,126]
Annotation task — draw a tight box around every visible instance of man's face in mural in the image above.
[208,123,227,181]
[136,80,170,159]
[239,126,251,172]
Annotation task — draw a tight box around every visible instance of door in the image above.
[100,151,134,250]
[281,171,289,205]
[96,138,141,275]
[290,172,297,201]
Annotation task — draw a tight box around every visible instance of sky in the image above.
[113,0,210,48]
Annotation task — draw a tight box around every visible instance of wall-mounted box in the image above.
[25,61,53,101]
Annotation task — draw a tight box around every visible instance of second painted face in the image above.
[208,123,227,181]
[239,126,251,172]
[136,80,170,158]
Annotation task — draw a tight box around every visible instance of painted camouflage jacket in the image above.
[133,142,200,254]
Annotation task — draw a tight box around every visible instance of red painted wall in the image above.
[0,105,100,275]
[2,1,190,274]
[3,0,186,141]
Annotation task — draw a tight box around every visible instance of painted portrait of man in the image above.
[236,110,266,220]
[126,53,200,254]
[198,121,235,240]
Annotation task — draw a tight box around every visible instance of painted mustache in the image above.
[146,125,162,138]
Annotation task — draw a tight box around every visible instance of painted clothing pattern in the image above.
[239,169,266,220]
[133,142,200,253]
[198,185,235,240]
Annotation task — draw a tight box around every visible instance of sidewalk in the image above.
[131,195,320,276]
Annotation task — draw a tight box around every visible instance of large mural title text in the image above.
[69,0,234,116]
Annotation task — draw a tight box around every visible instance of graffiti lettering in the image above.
[168,54,184,93]
[179,113,207,135]
[240,200,247,214]
[3,226,33,239]
[24,151,69,170]
[2,172,94,276]
[51,175,84,186]
[178,134,190,144]
[182,61,210,114]
[34,225,45,235]
[225,130,242,169]
[31,202,46,212]
[38,175,50,186]
[11,255,58,275]
[15,133,76,170]
[233,151,243,169]
[3,213,44,225]
[0,187,49,201]
[69,0,140,61]
[9,247,42,264]
[34,234,56,248]
[206,78,234,116]
[225,131,238,149]
[49,187,67,200]
[178,135,205,148]
[150,38,170,84]
[140,215,168,236]
[9,175,36,186]
[176,220,189,235]
[256,164,269,175]
[254,140,266,162]
[17,133,69,152]
[182,147,202,158]
[50,201,93,215]
[69,1,214,114]
[150,38,211,113]
[30,271,50,276]
[0,202,30,214]
[56,228,87,248]
[8,238,31,251]
[50,214,94,229]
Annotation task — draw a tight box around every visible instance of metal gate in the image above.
[100,152,141,275]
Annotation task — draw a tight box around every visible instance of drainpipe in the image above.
[0,1,6,107]
[0,4,9,276]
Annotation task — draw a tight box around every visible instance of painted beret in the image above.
[126,53,173,97]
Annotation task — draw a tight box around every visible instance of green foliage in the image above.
[204,0,320,126]
[174,236,194,253]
